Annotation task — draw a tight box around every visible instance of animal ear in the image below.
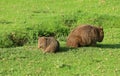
[43,37,47,41]
[100,27,103,30]
[98,26,103,30]
[38,37,41,38]
[38,37,46,40]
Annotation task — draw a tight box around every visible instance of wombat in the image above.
[38,37,60,53]
[66,25,104,47]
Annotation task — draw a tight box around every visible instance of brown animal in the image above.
[38,37,60,53]
[66,25,104,48]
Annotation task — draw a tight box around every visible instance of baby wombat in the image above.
[38,37,60,53]
[67,25,104,48]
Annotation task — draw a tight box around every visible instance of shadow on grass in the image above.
[59,44,120,52]
[58,46,75,53]
[57,43,120,53]
[96,44,120,49]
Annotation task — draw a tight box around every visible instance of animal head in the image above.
[97,27,104,42]
[38,37,47,49]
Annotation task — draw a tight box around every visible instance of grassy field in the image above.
[0,0,120,76]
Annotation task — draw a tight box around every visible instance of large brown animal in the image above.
[66,25,104,48]
[38,37,60,53]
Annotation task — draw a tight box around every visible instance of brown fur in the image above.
[38,37,60,53]
[67,25,104,47]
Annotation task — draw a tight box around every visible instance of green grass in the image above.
[0,0,120,76]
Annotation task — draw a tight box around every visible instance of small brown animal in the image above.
[38,37,60,53]
[66,25,104,48]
